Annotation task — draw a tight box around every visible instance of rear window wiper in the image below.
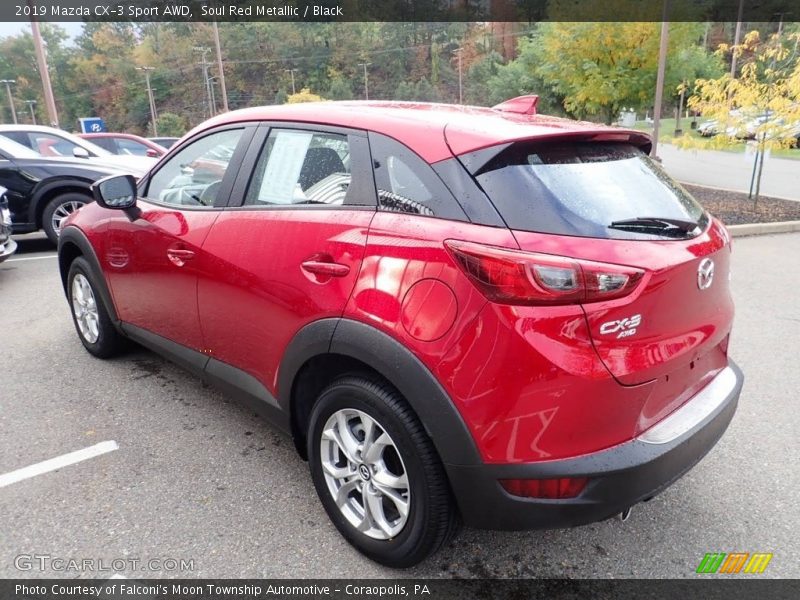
[609,216,699,234]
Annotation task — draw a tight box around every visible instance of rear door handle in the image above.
[167,248,195,267]
[301,260,350,278]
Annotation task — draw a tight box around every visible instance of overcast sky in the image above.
[0,21,85,42]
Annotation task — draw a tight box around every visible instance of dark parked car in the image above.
[0,187,16,262]
[0,135,145,244]
[59,98,743,567]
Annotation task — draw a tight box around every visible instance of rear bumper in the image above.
[446,360,744,530]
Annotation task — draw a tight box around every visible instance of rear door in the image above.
[197,124,376,395]
[471,140,734,422]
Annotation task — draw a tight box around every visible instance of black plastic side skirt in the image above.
[121,323,291,435]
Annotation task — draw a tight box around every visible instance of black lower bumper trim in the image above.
[446,360,744,530]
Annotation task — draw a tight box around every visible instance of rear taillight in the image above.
[445,240,644,306]
[500,477,589,499]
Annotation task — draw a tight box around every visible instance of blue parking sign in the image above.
[78,117,107,133]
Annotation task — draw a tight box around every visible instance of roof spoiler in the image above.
[492,95,539,116]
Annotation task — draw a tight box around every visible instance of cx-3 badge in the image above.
[698,258,715,290]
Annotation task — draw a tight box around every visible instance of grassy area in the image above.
[632,118,800,160]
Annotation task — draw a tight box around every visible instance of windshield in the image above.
[0,134,42,159]
[475,142,708,240]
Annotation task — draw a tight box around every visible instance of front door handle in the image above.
[167,248,195,267]
[301,260,350,278]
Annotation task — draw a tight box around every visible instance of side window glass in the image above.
[146,128,244,207]
[92,138,117,153]
[369,132,463,219]
[1,132,32,149]
[34,134,80,157]
[117,138,149,156]
[244,129,352,206]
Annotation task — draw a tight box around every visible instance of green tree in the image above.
[528,21,719,123]
[155,112,188,137]
[414,78,437,102]
[327,76,354,100]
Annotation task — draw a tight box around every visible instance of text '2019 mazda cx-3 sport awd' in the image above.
[57,97,744,567]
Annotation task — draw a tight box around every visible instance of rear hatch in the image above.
[468,140,734,420]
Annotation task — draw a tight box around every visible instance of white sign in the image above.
[258,131,313,204]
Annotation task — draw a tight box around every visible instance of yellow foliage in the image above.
[286,88,326,104]
[681,31,800,153]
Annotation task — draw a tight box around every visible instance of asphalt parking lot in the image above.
[1,231,798,579]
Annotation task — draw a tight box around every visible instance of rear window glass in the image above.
[475,142,708,239]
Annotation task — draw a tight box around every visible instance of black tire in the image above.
[42,192,89,245]
[66,256,127,358]
[307,374,460,568]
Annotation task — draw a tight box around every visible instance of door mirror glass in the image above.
[73,146,90,159]
[92,174,138,209]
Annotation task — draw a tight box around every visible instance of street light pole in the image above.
[29,14,58,127]
[137,66,158,136]
[0,80,17,124]
[284,69,297,95]
[357,63,371,100]
[25,100,37,124]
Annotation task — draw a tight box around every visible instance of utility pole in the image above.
[25,100,37,124]
[29,14,58,127]
[212,21,229,112]
[651,1,670,159]
[0,80,17,124]
[357,63,371,100]
[453,48,463,104]
[209,76,218,116]
[137,66,158,136]
[284,69,298,95]
[194,46,214,118]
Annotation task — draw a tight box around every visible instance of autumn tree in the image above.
[286,88,325,103]
[522,21,721,123]
[683,30,800,205]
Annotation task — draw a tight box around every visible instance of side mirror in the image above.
[72,147,90,159]
[146,148,160,158]
[92,174,138,209]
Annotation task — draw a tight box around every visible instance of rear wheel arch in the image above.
[279,318,482,468]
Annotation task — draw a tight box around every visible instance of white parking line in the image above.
[0,441,119,488]
[4,254,58,262]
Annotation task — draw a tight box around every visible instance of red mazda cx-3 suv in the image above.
[58,97,744,567]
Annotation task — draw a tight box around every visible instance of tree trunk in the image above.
[753,136,767,209]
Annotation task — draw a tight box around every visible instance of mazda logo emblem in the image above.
[358,464,371,481]
[697,258,715,290]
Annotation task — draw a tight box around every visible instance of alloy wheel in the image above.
[71,273,99,343]
[320,408,411,540]
[51,200,85,237]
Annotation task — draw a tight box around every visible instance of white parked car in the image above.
[0,125,157,173]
